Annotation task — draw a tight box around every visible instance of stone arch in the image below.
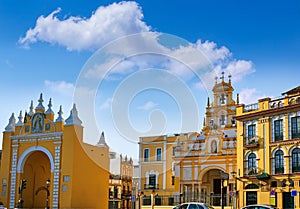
[17,146,55,173]
[198,166,226,181]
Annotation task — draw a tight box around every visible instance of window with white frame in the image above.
[247,153,257,175]
[144,148,149,162]
[273,150,284,174]
[274,119,283,141]
[291,116,300,139]
[292,148,300,172]
[156,148,162,161]
[247,124,256,139]
[220,94,226,105]
[220,115,226,126]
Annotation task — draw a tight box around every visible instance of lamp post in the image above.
[46,179,50,209]
[231,172,237,209]
[151,190,155,209]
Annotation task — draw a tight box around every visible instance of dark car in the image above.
[173,202,214,209]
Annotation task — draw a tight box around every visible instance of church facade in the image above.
[173,73,238,207]
[0,94,109,209]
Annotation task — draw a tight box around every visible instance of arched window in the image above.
[275,150,284,174]
[245,184,259,189]
[292,148,300,172]
[220,94,226,105]
[248,153,257,175]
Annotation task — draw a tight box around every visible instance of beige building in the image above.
[138,133,194,206]
[109,150,133,209]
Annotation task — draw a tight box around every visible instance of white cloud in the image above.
[196,39,231,63]
[137,101,158,110]
[193,40,255,90]
[19,2,150,51]
[44,80,74,96]
[99,98,112,110]
[239,88,267,104]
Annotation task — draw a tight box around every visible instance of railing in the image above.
[244,103,259,112]
[292,132,300,139]
[244,167,258,176]
[144,184,159,190]
[275,167,284,174]
[140,193,233,207]
[244,136,259,148]
[122,191,132,197]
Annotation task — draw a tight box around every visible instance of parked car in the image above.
[241,204,278,209]
[0,202,5,209]
[173,202,214,209]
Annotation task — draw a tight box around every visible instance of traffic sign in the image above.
[270,190,275,196]
[291,190,297,197]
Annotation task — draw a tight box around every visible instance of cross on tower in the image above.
[220,71,225,82]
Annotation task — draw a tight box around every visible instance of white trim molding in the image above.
[17,146,55,173]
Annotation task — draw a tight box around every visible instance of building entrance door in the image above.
[283,192,294,209]
[213,179,221,206]
[246,191,257,205]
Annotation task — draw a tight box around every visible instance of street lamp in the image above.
[231,172,237,209]
[46,179,50,209]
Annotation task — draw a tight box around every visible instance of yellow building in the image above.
[235,86,300,208]
[138,133,194,206]
[0,94,109,209]
[174,73,237,207]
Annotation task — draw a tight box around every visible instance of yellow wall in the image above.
[0,97,110,209]
[236,88,300,208]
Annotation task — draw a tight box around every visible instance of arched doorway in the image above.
[201,168,227,206]
[21,151,51,208]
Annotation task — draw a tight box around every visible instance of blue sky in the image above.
[0,0,299,160]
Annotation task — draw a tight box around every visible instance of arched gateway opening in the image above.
[19,150,52,209]
[201,168,227,206]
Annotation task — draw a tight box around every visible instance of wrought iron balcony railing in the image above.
[244,167,258,176]
[144,184,159,190]
[244,136,259,149]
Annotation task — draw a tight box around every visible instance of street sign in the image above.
[291,190,297,197]
[132,195,135,201]
[270,190,275,196]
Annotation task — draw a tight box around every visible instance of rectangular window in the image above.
[291,116,300,139]
[62,184,68,192]
[144,149,149,162]
[25,125,30,133]
[173,147,176,156]
[156,148,162,161]
[274,119,283,141]
[220,115,226,126]
[45,123,50,131]
[248,124,256,139]
[172,176,175,185]
[63,175,70,182]
[149,174,156,188]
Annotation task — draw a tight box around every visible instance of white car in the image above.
[173,202,214,209]
[241,204,278,209]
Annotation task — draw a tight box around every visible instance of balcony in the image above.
[244,136,259,149]
[244,167,258,176]
[122,191,132,197]
[244,103,259,112]
[274,167,284,174]
[144,184,159,190]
